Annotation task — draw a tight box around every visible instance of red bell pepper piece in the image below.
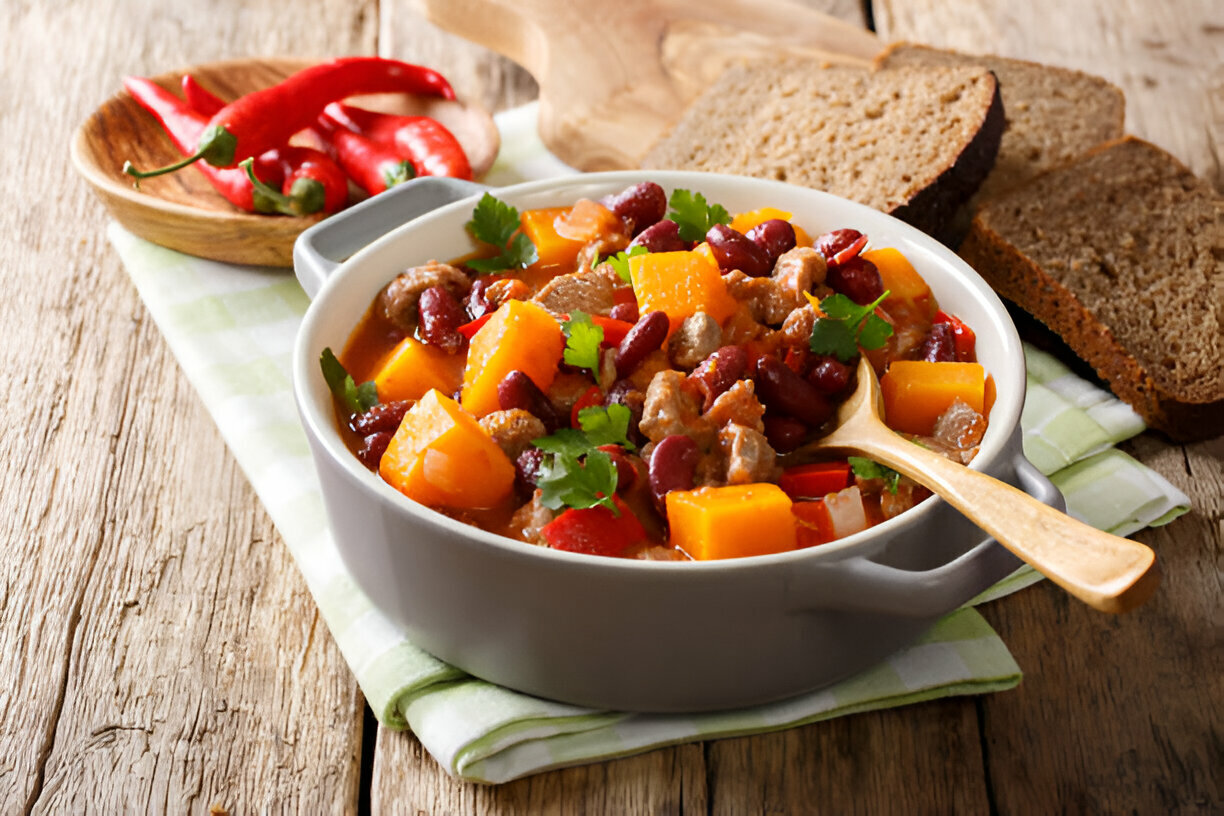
[933,310,977,362]
[124,57,455,180]
[587,315,635,347]
[181,75,349,214]
[456,312,493,339]
[571,385,605,428]
[122,76,292,214]
[778,461,853,499]
[322,102,472,180]
[539,496,646,557]
[792,500,835,548]
[315,111,415,196]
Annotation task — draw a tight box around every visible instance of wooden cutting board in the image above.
[420,0,881,170]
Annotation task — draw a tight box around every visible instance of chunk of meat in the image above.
[932,398,987,453]
[722,269,803,326]
[531,264,621,317]
[379,261,474,332]
[704,379,765,433]
[772,246,826,298]
[668,312,722,370]
[485,277,530,308]
[378,261,471,331]
[639,369,711,443]
[546,371,596,418]
[510,490,555,545]
[718,423,779,485]
[781,303,816,347]
[478,409,547,461]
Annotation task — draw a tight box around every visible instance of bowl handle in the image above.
[293,176,488,298]
[788,453,1064,617]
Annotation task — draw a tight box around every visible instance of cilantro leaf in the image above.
[665,188,731,242]
[809,291,894,362]
[848,456,902,494]
[465,193,539,273]
[600,244,648,284]
[562,311,604,382]
[578,403,635,451]
[532,428,591,459]
[536,448,619,514]
[320,348,379,414]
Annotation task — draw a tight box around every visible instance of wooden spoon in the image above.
[809,357,1160,614]
[71,58,500,267]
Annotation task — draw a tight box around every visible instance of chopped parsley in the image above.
[531,406,635,515]
[808,291,894,362]
[320,348,379,414]
[848,456,902,494]
[561,311,604,382]
[464,192,538,272]
[665,188,730,242]
[600,244,648,284]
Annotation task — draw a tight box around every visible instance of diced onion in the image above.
[824,486,869,539]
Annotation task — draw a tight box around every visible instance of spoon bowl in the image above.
[71,58,500,267]
[810,357,1160,613]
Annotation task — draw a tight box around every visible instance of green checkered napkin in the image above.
[104,103,1190,784]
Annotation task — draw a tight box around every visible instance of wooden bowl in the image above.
[71,58,500,267]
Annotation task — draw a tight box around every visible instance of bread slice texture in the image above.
[875,42,1126,205]
[959,136,1224,441]
[640,60,1004,240]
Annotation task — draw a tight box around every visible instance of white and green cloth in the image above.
[105,103,1190,784]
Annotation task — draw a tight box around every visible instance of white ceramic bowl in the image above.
[292,172,1061,712]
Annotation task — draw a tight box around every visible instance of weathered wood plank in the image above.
[872,0,1224,189]
[0,0,377,811]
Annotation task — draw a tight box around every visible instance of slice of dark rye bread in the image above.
[959,136,1224,441]
[875,42,1126,206]
[640,60,1004,240]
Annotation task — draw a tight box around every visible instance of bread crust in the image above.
[959,137,1224,441]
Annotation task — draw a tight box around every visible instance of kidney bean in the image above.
[762,414,809,453]
[609,301,639,324]
[920,322,957,362]
[417,285,467,353]
[597,444,638,492]
[599,181,667,236]
[806,356,853,395]
[357,431,393,470]
[464,277,496,320]
[614,310,669,378]
[815,228,868,266]
[629,218,687,253]
[497,370,560,431]
[350,400,411,436]
[746,219,796,268]
[706,223,770,277]
[754,356,834,427]
[515,447,546,495]
[689,345,748,410]
[648,434,700,508]
[826,256,883,305]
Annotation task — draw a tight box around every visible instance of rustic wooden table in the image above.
[5,0,1220,812]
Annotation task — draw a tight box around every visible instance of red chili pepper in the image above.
[314,111,415,195]
[539,496,645,557]
[933,310,977,362]
[322,102,472,180]
[587,315,635,347]
[456,312,493,339]
[571,385,605,428]
[123,76,291,214]
[778,461,853,499]
[124,57,455,180]
[180,74,225,116]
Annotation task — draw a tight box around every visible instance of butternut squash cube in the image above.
[460,299,564,417]
[862,248,931,304]
[520,206,585,269]
[379,389,515,509]
[666,483,797,560]
[880,360,986,436]
[372,336,462,404]
[629,249,737,332]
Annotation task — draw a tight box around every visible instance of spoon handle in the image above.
[847,429,1160,613]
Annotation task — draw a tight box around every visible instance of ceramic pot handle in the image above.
[293,176,487,299]
[790,454,1063,618]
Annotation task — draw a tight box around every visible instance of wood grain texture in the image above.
[873,0,1224,190]
[0,0,374,812]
